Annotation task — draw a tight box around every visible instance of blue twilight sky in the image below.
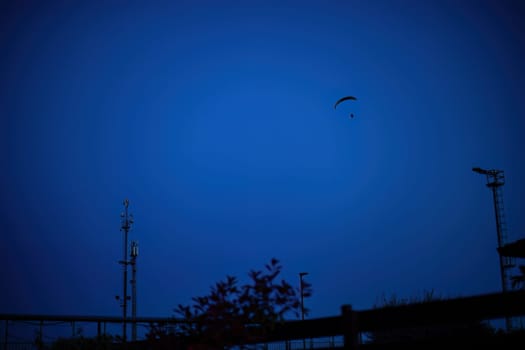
[1,0,525,322]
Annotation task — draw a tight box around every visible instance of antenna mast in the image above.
[130,240,139,341]
[117,199,133,344]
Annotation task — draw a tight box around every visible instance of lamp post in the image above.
[299,272,309,350]
[299,272,309,321]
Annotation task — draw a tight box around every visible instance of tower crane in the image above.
[472,167,515,330]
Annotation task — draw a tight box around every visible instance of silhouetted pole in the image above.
[4,320,8,350]
[299,272,309,321]
[299,272,309,350]
[341,305,359,350]
[39,320,43,349]
[118,199,133,344]
[130,240,139,342]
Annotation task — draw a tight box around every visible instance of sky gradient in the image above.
[1,0,525,332]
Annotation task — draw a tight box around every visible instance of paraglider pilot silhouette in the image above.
[334,96,357,118]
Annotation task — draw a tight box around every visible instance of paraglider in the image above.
[334,96,357,118]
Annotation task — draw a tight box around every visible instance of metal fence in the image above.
[2,290,525,349]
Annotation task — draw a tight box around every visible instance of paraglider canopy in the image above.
[334,96,357,109]
[334,96,357,118]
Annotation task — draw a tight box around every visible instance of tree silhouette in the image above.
[174,258,312,349]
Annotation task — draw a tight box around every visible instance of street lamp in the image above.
[299,272,309,321]
[299,272,309,350]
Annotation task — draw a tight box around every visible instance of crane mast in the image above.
[472,167,515,330]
